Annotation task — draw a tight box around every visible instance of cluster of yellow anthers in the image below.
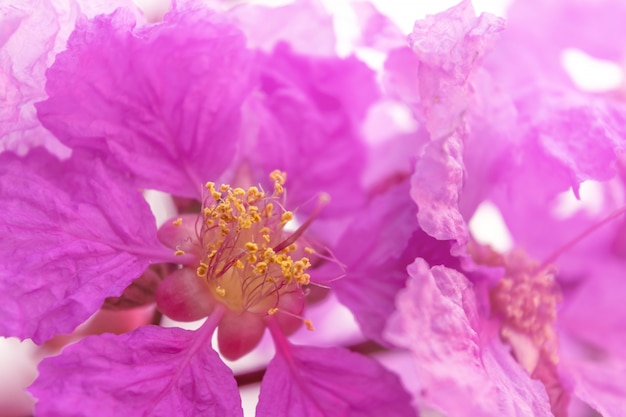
[490,259,561,363]
[174,170,314,316]
[469,244,561,363]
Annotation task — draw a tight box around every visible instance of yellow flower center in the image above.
[194,170,312,315]
[489,255,560,363]
[469,243,561,364]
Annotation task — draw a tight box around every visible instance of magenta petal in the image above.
[30,324,243,416]
[569,358,626,417]
[256,344,416,417]
[242,44,376,216]
[37,6,253,197]
[385,259,552,416]
[331,181,459,344]
[0,150,166,343]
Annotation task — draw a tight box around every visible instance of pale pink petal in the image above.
[37,5,253,197]
[229,0,336,56]
[385,259,552,416]
[412,133,468,243]
[559,258,626,357]
[408,0,504,139]
[256,344,416,417]
[0,149,168,343]
[406,1,504,242]
[382,47,421,106]
[0,0,141,156]
[30,324,243,416]
[351,1,406,52]
[568,358,626,417]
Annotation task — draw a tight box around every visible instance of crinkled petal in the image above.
[37,5,253,197]
[0,0,140,156]
[241,44,376,217]
[412,133,468,243]
[385,259,552,416]
[498,94,626,205]
[30,323,243,416]
[408,0,504,139]
[0,149,167,343]
[331,181,459,344]
[256,343,416,417]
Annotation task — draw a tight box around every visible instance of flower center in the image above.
[469,244,561,364]
[193,170,313,315]
[489,252,561,362]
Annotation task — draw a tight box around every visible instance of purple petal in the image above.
[0,149,167,343]
[241,44,377,216]
[37,5,253,197]
[30,324,243,416]
[331,181,459,344]
[256,343,416,417]
[385,259,552,416]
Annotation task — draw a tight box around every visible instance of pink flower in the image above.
[382,1,626,416]
[1,1,417,415]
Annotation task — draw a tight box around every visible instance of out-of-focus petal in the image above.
[229,0,335,56]
[330,181,459,344]
[30,324,243,416]
[241,44,377,217]
[351,1,406,52]
[568,358,626,417]
[559,258,626,357]
[408,0,504,139]
[256,343,416,417]
[0,149,167,343]
[37,5,253,197]
[385,259,552,416]
[0,0,141,156]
